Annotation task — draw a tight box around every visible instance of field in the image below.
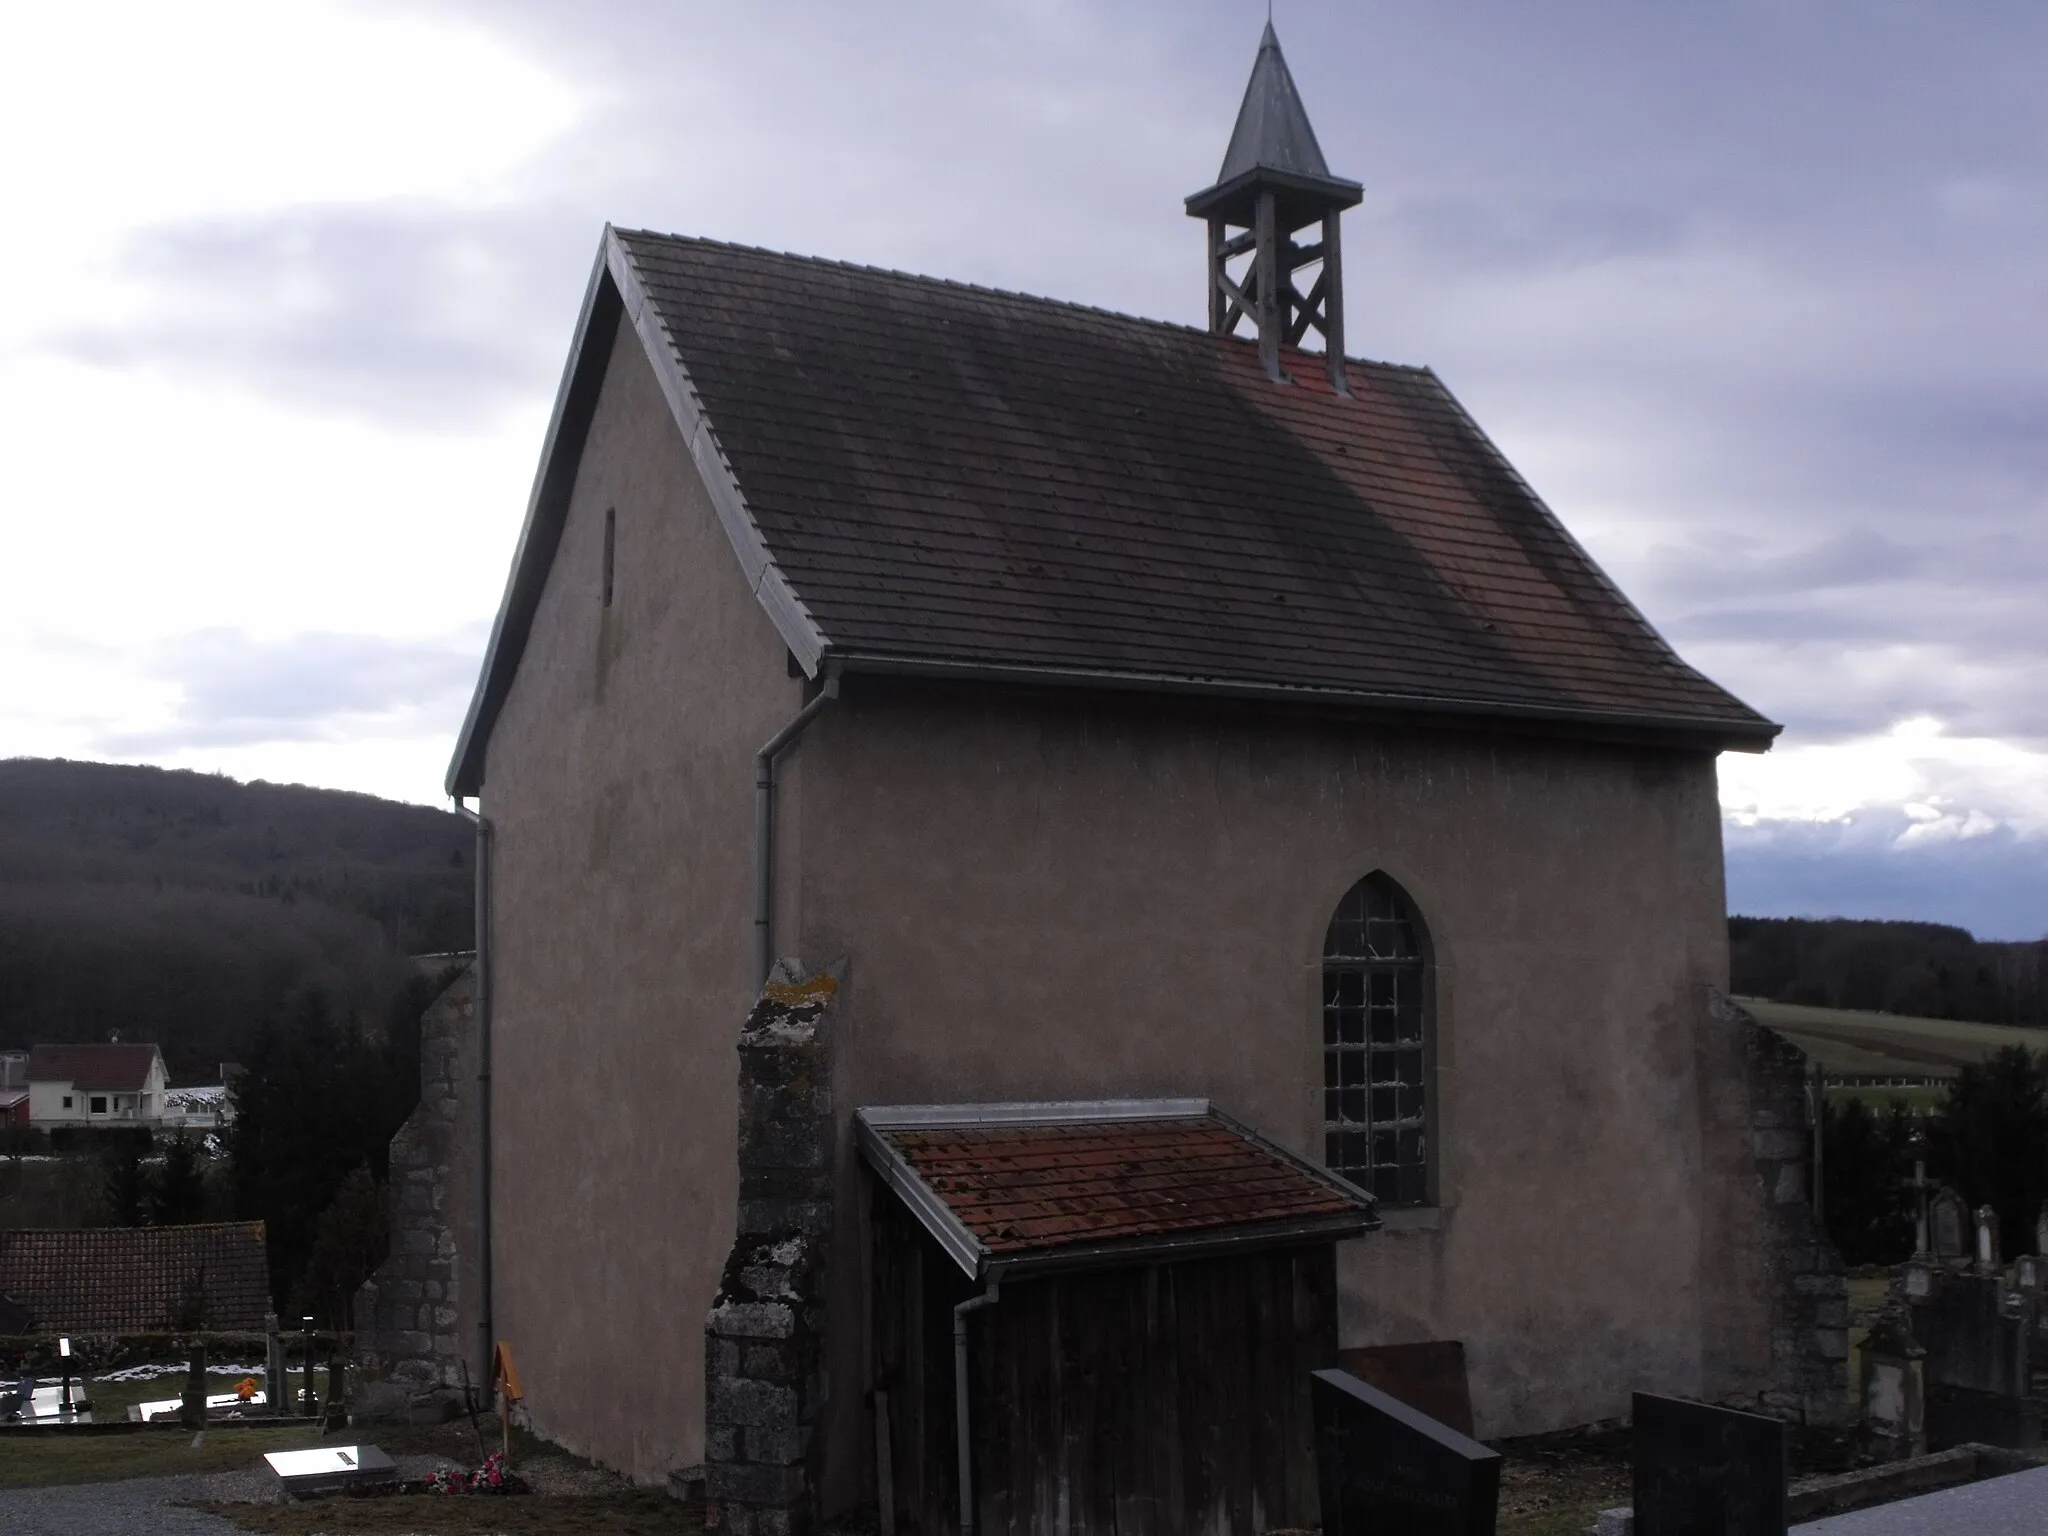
[1739,997,2048,1105]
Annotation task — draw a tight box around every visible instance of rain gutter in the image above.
[452,799,494,1379]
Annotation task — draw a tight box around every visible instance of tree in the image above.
[104,1138,148,1226]
[1927,1045,2048,1260]
[228,983,427,1310]
[290,1166,389,1329]
[1822,1096,1918,1264]
[146,1133,210,1226]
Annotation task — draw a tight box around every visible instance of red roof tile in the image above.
[861,1106,1375,1275]
[27,1044,162,1092]
[0,1223,271,1333]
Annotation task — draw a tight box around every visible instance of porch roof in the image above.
[856,1099,1378,1280]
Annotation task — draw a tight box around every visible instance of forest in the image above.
[0,757,471,1082]
[1729,915,2048,1027]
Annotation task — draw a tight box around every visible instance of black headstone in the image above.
[1313,1367,1501,1536]
[1632,1393,1786,1536]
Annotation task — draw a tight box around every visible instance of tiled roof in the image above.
[27,1044,162,1092]
[448,230,1775,794]
[622,236,1770,732]
[0,1223,271,1333]
[858,1103,1376,1278]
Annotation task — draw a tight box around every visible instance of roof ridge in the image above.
[611,227,1429,376]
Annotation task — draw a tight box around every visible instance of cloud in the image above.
[1726,814,2048,943]
[97,629,482,754]
[58,205,591,430]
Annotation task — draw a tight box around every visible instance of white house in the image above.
[27,1044,169,1128]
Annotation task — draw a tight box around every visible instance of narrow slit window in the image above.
[602,507,617,608]
[1322,872,1431,1206]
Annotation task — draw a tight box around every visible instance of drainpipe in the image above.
[952,1277,1002,1536]
[753,671,840,988]
[453,799,494,1383]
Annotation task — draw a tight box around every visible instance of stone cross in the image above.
[1903,1160,1940,1259]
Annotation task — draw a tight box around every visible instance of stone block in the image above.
[706,1426,738,1462]
[433,1305,458,1330]
[710,1376,798,1429]
[352,1378,410,1421]
[743,1343,801,1384]
[709,1461,806,1507]
[1753,1128,1804,1160]
[723,1504,794,1536]
[1775,1163,1809,1203]
[743,1425,811,1467]
[710,1301,795,1340]
[1811,1299,1848,1329]
[1810,1328,1850,1360]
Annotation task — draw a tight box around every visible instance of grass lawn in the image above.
[197,1489,705,1535]
[0,1423,330,1489]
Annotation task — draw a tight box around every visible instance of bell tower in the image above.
[1185,23,1362,392]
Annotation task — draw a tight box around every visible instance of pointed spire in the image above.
[1185,24,1361,227]
[1216,22,1334,185]
[1186,24,1362,392]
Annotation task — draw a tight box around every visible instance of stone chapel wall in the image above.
[355,963,480,1408]
[1725,992,1851,1424]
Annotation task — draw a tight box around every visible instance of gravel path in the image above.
[0,1469,269,1536]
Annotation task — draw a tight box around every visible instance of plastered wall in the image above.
[790,684,1770,1506]
[482,314,802,1485]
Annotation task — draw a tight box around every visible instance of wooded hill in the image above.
[0,758,471,1083]
[1730,915,2048,1028]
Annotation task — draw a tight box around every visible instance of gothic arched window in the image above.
[1322,873,1431,1205]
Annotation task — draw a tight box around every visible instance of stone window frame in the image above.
[1318,870,1441,1211]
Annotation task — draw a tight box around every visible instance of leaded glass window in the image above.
[1322,873,1429,1205]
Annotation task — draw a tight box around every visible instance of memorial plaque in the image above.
[264,1443,399,1497]
[1313,1367,1502,1536]
[1632,1393,1785,1536]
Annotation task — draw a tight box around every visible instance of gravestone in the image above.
[1931,1189,1966,1260]
[1312,1367,1501,1536]
[1337,1340,1476,1436]
[264,1444,399,1497]
[1975,1205,2001,1272]
[1632,1392,1785,1536]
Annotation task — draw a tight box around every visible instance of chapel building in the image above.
[443,24,1833,1519]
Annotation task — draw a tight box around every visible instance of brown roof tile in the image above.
[0,1223,271,1333]
[859,1105,1376,1276]
[616,234,1772,740]
[26,1044,162,1093]
[448,231,1776,795]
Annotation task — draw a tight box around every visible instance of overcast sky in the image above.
[1,1,2042,938]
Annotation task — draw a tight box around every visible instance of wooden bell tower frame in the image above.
[1185,24,1363,394]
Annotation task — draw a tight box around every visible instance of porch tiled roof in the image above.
[858,1102,1376,1278]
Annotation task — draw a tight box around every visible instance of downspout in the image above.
[454,799,494,1382]
[753,670,840,988]
[952,1277,1002,1536]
